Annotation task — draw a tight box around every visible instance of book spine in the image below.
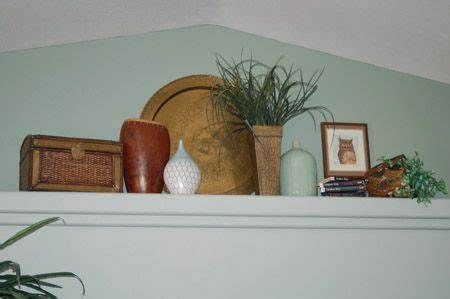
[329,177,350,182]
[321,179,367,188]
[320,185,366,193]
[317,176,349,185]
[321,190,368,197]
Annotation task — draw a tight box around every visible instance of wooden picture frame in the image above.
[321,122,370,178]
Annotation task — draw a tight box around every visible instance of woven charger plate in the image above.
[141,74,255,195]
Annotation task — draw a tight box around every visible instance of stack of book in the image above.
[318,177,368,197]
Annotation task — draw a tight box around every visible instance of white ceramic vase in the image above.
[163,140,201,194]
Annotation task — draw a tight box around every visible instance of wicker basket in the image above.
[20,135,123,192]
[248,126,283,195]
[366,155,405,197]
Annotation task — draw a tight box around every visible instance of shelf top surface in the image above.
[1,191,449,218]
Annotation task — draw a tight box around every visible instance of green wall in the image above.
[1,25,449,196]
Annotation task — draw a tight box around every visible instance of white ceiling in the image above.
[1,0,450,84]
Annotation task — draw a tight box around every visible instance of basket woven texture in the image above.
[40,150,114,186]
[366,155,405,197]
[248,126,283,195]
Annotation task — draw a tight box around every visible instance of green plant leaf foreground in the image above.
[0,262,20,277]
[0,218,62,250]
[0,272,84,297]
[1,218,84,298]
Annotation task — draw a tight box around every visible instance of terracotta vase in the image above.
[120,118,170,193]
[247,126,283,195]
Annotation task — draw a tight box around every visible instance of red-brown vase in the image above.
[120,118,170,193]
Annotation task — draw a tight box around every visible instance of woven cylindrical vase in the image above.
[120,118,170,193]
[248,126,283,195]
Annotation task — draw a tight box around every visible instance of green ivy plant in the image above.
[383,152,447,204]
[0,217,85,298]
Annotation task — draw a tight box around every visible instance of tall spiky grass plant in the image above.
[212,54,333,133]
[0,217,85,298]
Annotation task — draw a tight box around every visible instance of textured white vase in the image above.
[163,139,201,194]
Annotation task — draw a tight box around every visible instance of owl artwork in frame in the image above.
[321,122,370,178]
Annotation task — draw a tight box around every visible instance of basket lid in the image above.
[20,135,122,158]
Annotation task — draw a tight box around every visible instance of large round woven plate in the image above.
[141,74,254,195]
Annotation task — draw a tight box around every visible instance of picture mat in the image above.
[326,128,367,172]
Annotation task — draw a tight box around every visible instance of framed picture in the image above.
[321,122,370,178]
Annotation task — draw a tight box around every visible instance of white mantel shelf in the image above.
[1,191,449,231]
[2,191,450,299]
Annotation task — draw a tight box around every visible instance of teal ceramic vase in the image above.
[280,139,317,196]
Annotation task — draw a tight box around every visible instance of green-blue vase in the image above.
[280,140,317,196]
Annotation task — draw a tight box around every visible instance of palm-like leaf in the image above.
[0,217,62,250]
[1,218,85,297]
[0,261,20,276]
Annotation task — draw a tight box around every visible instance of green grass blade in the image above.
[34,272,85,295]
[0,261,20,276]
[0,218,62,250]
[213,53,331,129]
[0,289,28,299]
[0,261,21,288]
[21,283,57,298]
